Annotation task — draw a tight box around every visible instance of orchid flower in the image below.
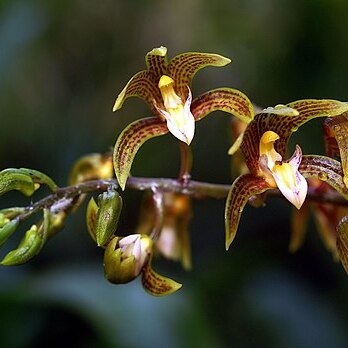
[225,100,348,250]
[113,46,254,189]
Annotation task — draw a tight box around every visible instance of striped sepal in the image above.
[299,155,348,200]
[113,117,169,190]
[168,52,231,99]
[225,174,270,250]
[191,88,254,124]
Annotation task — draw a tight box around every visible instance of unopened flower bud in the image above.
[104,234,152,284]
[1,224,44,265]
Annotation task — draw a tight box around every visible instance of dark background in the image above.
[1,0,348,347]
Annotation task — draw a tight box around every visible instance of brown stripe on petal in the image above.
[324,113,348,187]
[168,52,231,99]
[225,174,270,250]
[145,51,168,79]
[191,88,254,124]
[323,118,341,159]
[113,117,169,190]
[113,71,161,112]
[142,259,182,296]
[299,155,348,200]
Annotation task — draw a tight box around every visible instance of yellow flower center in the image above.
[272,162,297,189]
[158,75,182,110]
[156,75,195,145]
[259,130,282,170]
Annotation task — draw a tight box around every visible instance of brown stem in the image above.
[14,176,348,224]
[178,142,192,184]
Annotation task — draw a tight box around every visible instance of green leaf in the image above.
[113,117,169,190]
[95,188,122,247]
[168,52,231,99]
[299,155,348,200]
[240,100,348,176]
[336,215,348,274]
[191,88,254,124]
[142,257,182,296]
[225,174,271,250]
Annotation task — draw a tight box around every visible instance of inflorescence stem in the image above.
[16,176,348,223]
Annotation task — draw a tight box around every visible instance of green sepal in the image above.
[104,237,137,284]
[114,117,169,190]
[95,188,123,247]
[1,225,44,266]
[337,215,348,274]
[0,219,19,247]
[0,169,36,196]
[86,197,98,243]
[142,256,182,297]
[225,174,271,250]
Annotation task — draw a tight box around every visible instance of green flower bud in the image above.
[0,218,19,247]
[86,197,98,242]
[1,225,44,266]
[0,169,37,197]
[104,234,152,284]
[95,189,122,247]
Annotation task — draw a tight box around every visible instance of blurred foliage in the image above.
[1,0,348,347]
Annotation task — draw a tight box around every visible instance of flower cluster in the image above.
[1,46,348,297]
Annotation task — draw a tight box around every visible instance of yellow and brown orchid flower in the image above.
[225,100,348,250]
[113,46,254,189]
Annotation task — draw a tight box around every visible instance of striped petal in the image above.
[113,117,169,190]
[241,100,348,175]
[167,52,231,99]
[145,46,168,77]
[142,256,182,296]
[113,71,161,113]
[323,113,348,187]
[225,174,271,250]
[191,88,254,124]
[299,155,348,200]
[337,215,348,274]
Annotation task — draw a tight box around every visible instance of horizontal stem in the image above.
[16,175,348,223]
